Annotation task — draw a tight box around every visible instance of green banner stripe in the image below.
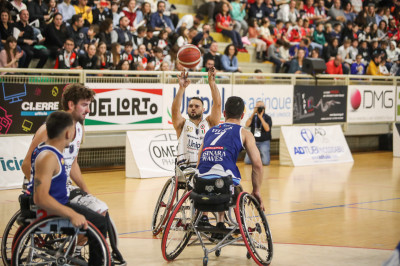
[129,117,162,124]
[85,119,117,125]
[85,117,162,125]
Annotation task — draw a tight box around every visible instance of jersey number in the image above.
[210,131,226,146]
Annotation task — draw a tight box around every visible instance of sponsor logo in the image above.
[301,128,314,143]
[205,185,214,192]
[21,102,59,111]
[89,97,158,117]
[351,88,394,111]
[295,127,341,156]
[149,133,178,171]
[0,157,23,171]
[215,178,224,188]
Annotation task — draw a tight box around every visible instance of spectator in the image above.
[0,10,14,46]
[338,38,352,65]
[111,16,133,48]
[303,0,320,25]
[325,55,343,74]
[159,61,169,71]
[92,0,113,25]
[67,14,85,53]
[289,38,310,58]
[328,0,346,25]
[27,0,50,29]
[141,2,152,25]
[96,41,113,69]
[192,24,214,50]
[259,18,274,46]
[323,22,333,44]
[43,12,70,58]
[341,21,354,42]
[330,23,341,40]
[387,18,398,39]
[277,0,299,23]
[355,10,368,28]
[111,42,121,66]
[176,14,202,30]
[244,101,272,166]
[221,43,240,72]
[133,43,149,68]
[153,46,164,70]
[131,60,144,70]
[78,43,98,69]
[323,38,339,62]
[45,0,59,25]
[115,58,130,70]
[248,0,269,24]
[203,41,222,71]
[343,2,356,22]
[288,48,306,74]
[387,41,400,63]
[311,47,321,58]
[230,0,247,36]
[389,55,400,76]
[188,27,198,44]
[268,39,286,73]
[57,0,76,22]
[16,9,49,68]
[150,1,174,33]
[351,0,362,13]
[349,39,359,61]
[176,26,188,47]
[248,18,267,61]
[98,18,113,50]
[358,24,371,43]
[0,36,24,72]
[111,1,123,27]
[358,40,370,65]
[85,24,98,46]
[74,0,92,27]
[133,26,147,51]
[273,19,285,40]
[54,38,80,69]
[366,53,382,75]
[155,28,168,50]
[122,0,143,30]
[201,58,215,72]
[351,54,366,75]
[143,26,157,51]
[121,41,134,63]
[312,22,326,51]
[379,56,390,75]
[377,20,388,41]
[163,43,179,70]
[216,2,246,53]
[10,0,27,21]
[366,3,376,26]
[315,0,329,24]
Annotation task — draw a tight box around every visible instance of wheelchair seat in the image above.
[17,193,36,226]
[190,174,234,212]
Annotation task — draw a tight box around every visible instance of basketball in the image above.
[177,44,201,69]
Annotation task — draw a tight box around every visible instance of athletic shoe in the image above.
[198,215,212,227]
[238,48,248,53]
[211,222,226,240]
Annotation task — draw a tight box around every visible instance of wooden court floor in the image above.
[1,151,399,265]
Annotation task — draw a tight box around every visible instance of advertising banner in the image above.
[233,84,293,126]
[397,86,400,122]
[0,83,64,134]
[293,85,347,124]
[347,85,395,123]
[394,123,400,157]
[0,135,32,189]
[280,125,353,166]
[126,130,177,178]
[85,83,163,131]
[162,83,232,129]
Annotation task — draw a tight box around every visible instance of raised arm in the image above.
[33,152,87,229]
[242,128,264,210]
[171,71,191,138]
[206,67,222,127]
[21,124,48,179]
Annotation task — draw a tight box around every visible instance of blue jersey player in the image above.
[197,96,264,226]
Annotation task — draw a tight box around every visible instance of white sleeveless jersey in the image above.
[63,122,83,183]
[177,119,209,167]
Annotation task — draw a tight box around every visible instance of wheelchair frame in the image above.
[161,190,273,266]
[151,165,197,236]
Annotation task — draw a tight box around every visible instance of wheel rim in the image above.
[1,210,21,266]
[236,193,273,266]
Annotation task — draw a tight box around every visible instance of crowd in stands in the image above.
[0,0,399,75]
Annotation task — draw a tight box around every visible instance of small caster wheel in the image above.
[215,249,221,257]
[203,256,208,266]
[246,252,251,259]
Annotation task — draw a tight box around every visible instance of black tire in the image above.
[236,192,273,266]
[161,191,194,261]
[11,216,111,266]
[1,210,21,266]
[152,176,178,236]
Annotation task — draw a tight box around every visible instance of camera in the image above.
[205,30,210,34]
[257,107,264,114]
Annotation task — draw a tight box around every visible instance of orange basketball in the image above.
[177,44,201,69]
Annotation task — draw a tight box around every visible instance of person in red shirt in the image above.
[215,2,247,52]
[325,55,343,74]
[303,0,320,24]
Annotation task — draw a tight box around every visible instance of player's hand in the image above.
[208,67,216,82]
[70,212,88,229]
[252,191,265,211]
[177,71,190,89]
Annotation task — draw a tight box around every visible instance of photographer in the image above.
[244,101,272,166]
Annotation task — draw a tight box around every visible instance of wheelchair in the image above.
[161,174,273,266]
[151,163,197,236]
[1,193,114,266]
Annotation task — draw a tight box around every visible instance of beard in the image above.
[188,112,201,120]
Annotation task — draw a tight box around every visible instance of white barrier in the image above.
[125,130,177,178]
[280,125,353,166]
[0,136,32,190]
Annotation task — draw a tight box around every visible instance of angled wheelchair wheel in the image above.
[11,216,111,266]
[161,191,194,261]
[1,210,22,266]
[235,192,273,266]
[152,176,178,236]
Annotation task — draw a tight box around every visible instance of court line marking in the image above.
[347,206,400,214]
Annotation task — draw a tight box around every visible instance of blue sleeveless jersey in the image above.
[197,123,244,185]
[27,143,69,205]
